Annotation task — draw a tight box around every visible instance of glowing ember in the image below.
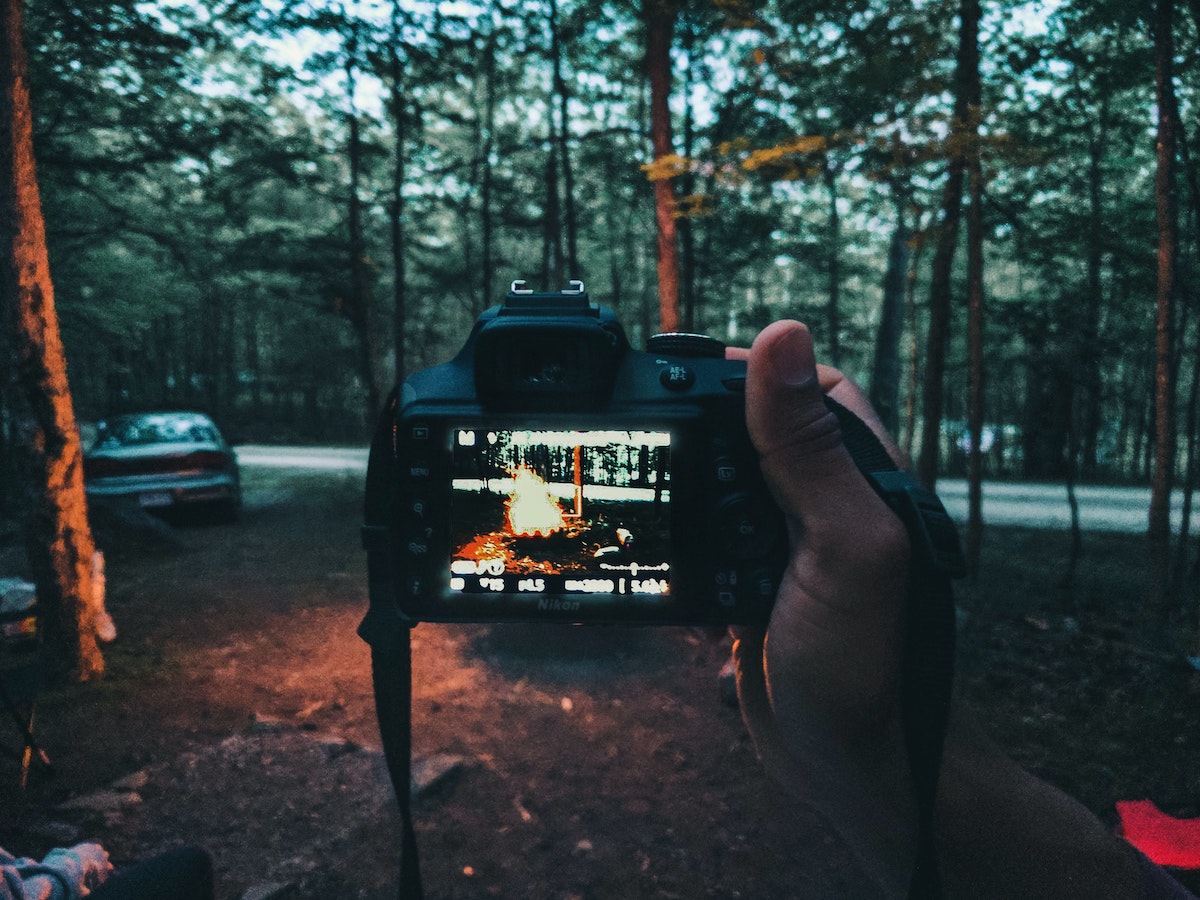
[505,466,567,537]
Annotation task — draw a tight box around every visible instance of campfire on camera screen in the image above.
[448,429,672,597]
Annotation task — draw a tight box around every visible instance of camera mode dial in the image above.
[647,333,726,358]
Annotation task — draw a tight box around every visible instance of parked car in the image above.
[84,411,241,520]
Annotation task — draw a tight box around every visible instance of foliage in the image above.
[1,0,1196,491]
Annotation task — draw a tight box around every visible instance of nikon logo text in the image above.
[538,597,581,613]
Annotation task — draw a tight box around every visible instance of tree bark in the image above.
[644,0,681,334]
[549,0,579,283]
[916,0,978,489]
[480,6,498,307]
[343,18,380,422]
[870,192,910,436]
[1,0,102,680]
[541,142,564,290]
[902,218,928,461]
[965,64,986,577]
[1149,0,1178,624]
[1081,94,1110,477]
[824,158,843,368]
[678,16,698,332]
[389,0,408,385]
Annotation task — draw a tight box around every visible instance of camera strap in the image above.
[369,629,424,899]
[823,396,965,900]
[360,392,425,898]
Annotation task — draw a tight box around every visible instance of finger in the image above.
[730,627,791,771]
[744,321,897,548]
[815,364,910,471]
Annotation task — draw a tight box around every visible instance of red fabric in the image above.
[1118,800,1200,870]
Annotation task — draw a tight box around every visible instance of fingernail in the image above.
[773,325,815,387]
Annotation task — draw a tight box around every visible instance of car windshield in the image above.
[95,415,219,449]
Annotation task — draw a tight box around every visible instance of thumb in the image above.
[745,321,892,550]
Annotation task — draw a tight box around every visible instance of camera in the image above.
[361,280,789,626]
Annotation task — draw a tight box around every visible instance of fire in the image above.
[505,466,566,537]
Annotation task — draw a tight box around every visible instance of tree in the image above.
[1,0,102,680]
[869,181,911,436]
[1149,0,1179,622]
[963,0,986,575]
[343,12,382,422]
[388,0,410,385]
[644,0,682,333]
[917,0,978,490]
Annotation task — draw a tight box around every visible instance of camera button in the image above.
[659,365,695,391]
[719,495,775,560]
[749,569,776,599]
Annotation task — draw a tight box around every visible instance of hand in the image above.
[730,320,917,896]
[731,321,1146,899]
[73,841,113,888]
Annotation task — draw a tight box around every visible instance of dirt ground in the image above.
[1,464,1199,899]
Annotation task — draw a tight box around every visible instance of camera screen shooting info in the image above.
[449,429,672,600]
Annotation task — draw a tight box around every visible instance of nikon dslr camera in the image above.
[361,281,789,627]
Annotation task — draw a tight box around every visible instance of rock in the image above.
[249,713,290,733]
[411,753,466,798]
[111,770,150,792]
[58,789,142,813]
[240,883,297,900]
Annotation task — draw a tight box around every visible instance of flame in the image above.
[505,466,566,537]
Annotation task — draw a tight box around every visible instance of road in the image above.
[235,446,1180,534]
[935,479,1180,534]
[235,444,370,472]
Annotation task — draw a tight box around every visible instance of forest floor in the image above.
[0,464,1198,899]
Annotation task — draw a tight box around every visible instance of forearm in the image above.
[936,713,1142,900]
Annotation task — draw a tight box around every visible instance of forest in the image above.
[1,2,1199,635]
[0,0,1187,451]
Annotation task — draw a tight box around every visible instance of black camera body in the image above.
[361,281,787,626]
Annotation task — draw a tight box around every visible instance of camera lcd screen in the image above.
[449,428,672,602]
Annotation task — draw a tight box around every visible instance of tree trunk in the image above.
[902,218,928,461]
[917,0,978,489]
[678,16,698,332]
[1172,342,1200,600]
[870,193,910,436]
[1081,98,1110,477]
[541,142,564,290]
[389,0,408,385]
[550,0,579,283]
[644,0,681,333]
[824,158,843,368]
[480,6,498,308]
[344,21,380,422]
[965,61,986,577]
[1,0,102,681]
[1149,0,1179,624]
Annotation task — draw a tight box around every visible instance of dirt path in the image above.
[1,469,877,899]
